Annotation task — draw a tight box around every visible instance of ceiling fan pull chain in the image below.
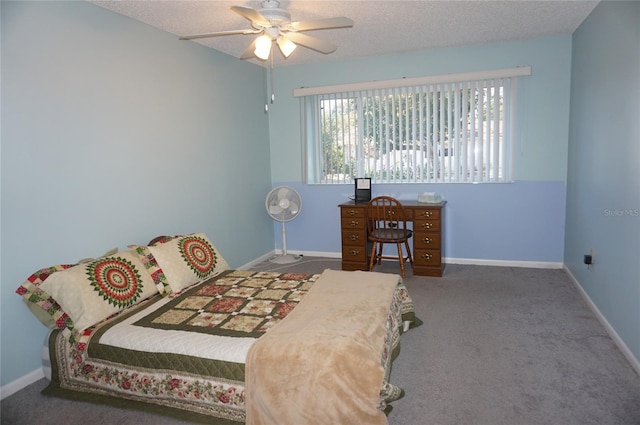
[263,59,270,113]
[270,52,275,104]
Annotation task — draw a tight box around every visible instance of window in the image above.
[296,67,530,184]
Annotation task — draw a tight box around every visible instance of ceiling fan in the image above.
[179,0,354,61]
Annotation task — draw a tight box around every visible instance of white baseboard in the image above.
[288,250,341,259]
[563,265,640,376]
[238,250,277,269]
[445,257,564,269]
[1,368,44,400]
[239,250,341,270]
[259,251,564,269]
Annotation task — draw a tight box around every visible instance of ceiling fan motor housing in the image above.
[259,0,291,24]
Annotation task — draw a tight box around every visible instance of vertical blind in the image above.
[296,67,530,184]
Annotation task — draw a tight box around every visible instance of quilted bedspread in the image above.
[44,269,415,423]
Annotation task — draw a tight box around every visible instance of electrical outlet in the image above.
[584,248,594,268]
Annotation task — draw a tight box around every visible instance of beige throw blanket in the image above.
[245,269,400,425]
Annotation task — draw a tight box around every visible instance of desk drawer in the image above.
[342,229,366,245]
[414,233,441,248]
[414,208,441,220]
[341,217,366,230]
[341,207,365,219]
[414,218,441,233]
[342,245,368,263]
[414,249,442,266]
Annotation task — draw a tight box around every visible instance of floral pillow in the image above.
[17,250,159,333]
[145,233,229,294]
[16,264,76,330]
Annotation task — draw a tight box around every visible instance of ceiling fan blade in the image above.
[231,6,270,27]
[180,29,260,40]
[240,38,259,59]
[286,32,337,54]
[289,17,354,32]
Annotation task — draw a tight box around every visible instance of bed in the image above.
[17,233,417,424]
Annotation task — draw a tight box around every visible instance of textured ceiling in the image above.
[89,0,599,67]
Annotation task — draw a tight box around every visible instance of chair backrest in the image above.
[366,196,410,239]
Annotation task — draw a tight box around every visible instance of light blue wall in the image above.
[267,37,572,263]
[268,181,566,263]
[1,1,273,386]
[566,2,640,362]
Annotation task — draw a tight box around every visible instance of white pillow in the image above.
[38,250,159,332]
[147,233,229,294]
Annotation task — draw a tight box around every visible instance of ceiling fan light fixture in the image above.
[254,34,272,60]
[276,36,297,58]
[180,2,354,64]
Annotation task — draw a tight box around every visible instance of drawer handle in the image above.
[349,234,359,241]
[421,223,433,230]
[350,250,360,256]
[422,237,432,244]
[349,220,359,227]
[422,253,433,261]
[420,211,432,218]
[348,210,357,216]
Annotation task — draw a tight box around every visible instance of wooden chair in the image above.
[366,196,414,277]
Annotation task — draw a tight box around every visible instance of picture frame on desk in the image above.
[354,177,371,203]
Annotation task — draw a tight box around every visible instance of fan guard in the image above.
[265,186,302,263]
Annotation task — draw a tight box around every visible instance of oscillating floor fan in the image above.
[265,186,302,263]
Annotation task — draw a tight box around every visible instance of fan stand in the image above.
[270,220,301,264]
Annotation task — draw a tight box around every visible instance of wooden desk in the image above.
[338,200,446,277]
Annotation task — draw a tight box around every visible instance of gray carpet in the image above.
[2,258,640,425]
